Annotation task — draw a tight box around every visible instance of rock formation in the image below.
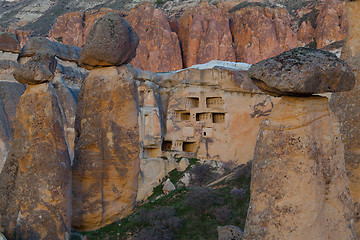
[315,0,348,49]
[176,1,235,68]
[248,47,355,97]
[0,32,23,172]
[79,12,139,69]
[13,52,57,85]
[330,0,360,235]
[21,37,81,63]
[72,13,141,231]
[244,48,358,239]
[0,52,71,240]
[229,2,297,64]
[126,4,183,72]
[48,11,86,47]
[0,32,20,54]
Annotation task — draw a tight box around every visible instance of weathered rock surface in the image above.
[0,82,26,135]
[0,82,71,240]
[229,2,297,64]
[176,2,235,68]
[126,4,182,72]
[0,32,20,53]
[52,76,77,161]
[248,47,355,96]
[244,96,358,240]
[217,225,244,240]
[330,1,360,234]
[48,11,85,47]
[83,9,127,47]
[13,52,57,85]
[72,65,140,231]
[79,13,139,69]
[315,0,348,49]
[21,37,81,63]
[48,8,126,48]
[137,157,177,201]
[0,98,10,173]
[341,0,360,59]
[0,60,19,81]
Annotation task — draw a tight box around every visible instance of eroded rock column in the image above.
[244,47,358,239]
[72,12,141,231]
[0,52,71,239]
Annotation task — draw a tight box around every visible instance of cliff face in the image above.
[1,0,349,71]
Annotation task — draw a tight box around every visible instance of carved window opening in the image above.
[143,148,161,158]
[183,142,196,152]
[186,97,199,108]
[206,97,224,108]
[181,112,191,120]
[162,141,172,151]
[196,113,212,122]
[212,113,225,123]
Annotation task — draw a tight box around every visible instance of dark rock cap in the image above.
[13,52,57,85]
[247,47,355,97]
[0,32,20,54]
[79,12,139,69]
[21,37,81,63]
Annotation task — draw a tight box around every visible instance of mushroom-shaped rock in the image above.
[13,52,57,85]
[0,32,20,54]
[21,37,81,63]
[248,47,355,96]
[79,12,139,69]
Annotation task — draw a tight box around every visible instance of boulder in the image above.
[21,37,81,63]
[243,96,358,240]
[72,65,140,231]
[83,9,126,47]
[13,52,57,85]
[229,2,297,64]
[0,82,71,240]
[217,225,243,240]
[176,2,235,68]
[126,4,183,72]
[0,32,20,53]
[79,13,139,69]
[248,47,355,96]
[163,179,176,194]
[177,158,189,172]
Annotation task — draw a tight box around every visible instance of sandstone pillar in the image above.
[71,66,140,231]
[0,52,71,240]
[244,96,357,239]
[72,12,140,231]
[245,47,358,239]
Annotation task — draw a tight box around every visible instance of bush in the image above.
[213,206,232,224]
[230,187,247,199]
[133,207,181,240]
[184,187,223,214]
[190,164,216,186]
